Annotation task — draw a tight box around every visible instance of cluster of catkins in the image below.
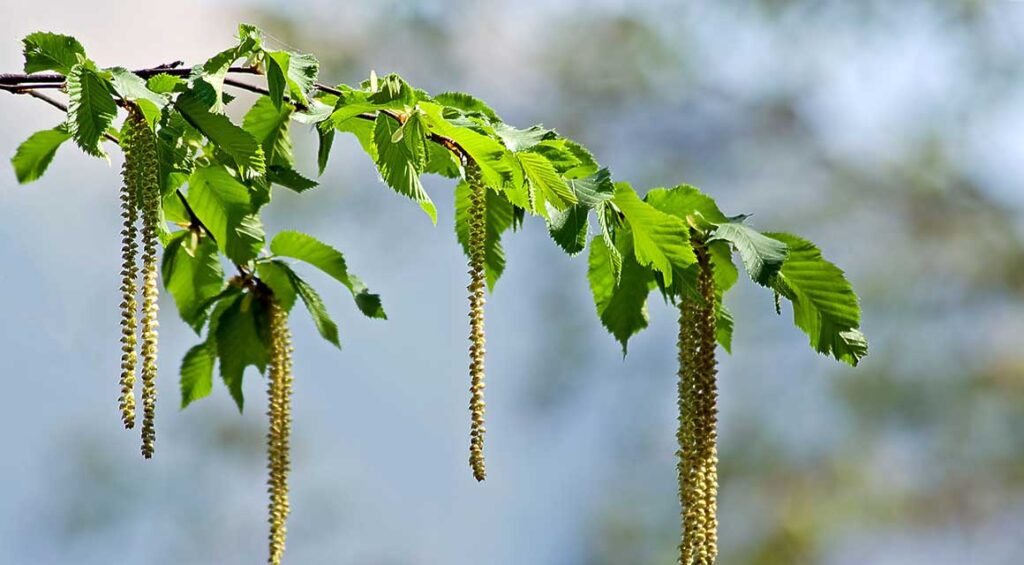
[266,301,294,565]
[117,110,161,458]
[676,239,720,564]
[464,161,488,482]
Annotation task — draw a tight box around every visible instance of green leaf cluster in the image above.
[8,24,868,416]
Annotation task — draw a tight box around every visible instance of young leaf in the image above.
[21,32,85,74]
[455,181,514,290]
[711,220,788,286]
[316,121,334,175]
[547,205,589,256]
[162,232,225,332]
[644,184,728,225]
[11,126,70,183]
[588,235,654,354]
[256,260,298,312]
[613,183,696,284]
[372,114,436,223]
[176,89,266,174]
[518,151,577,214]
[269,230,386,319]
[268,165,318,193]
[285,267,340,348]
[242,96,294,166]
[215,294,269,411]
[433,91,501,122]
[186,165,265,263]
[283,52,319,106]
[66,64,117,158]
[419,102,520,189]
[764,232,867,366]
[180,341,216,409]
[265,51,289,109]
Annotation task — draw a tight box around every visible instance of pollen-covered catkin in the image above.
[677,239,720,564]
[117,121,140,430]
[266,301,294,565]
[127,112,161,459]
[465,161,488,482]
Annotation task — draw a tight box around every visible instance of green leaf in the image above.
[711,221,788,286]
[717,304,734,353]
[285,267,340,348]
[765,233,867,366]
[180,341,216,409]
[22,32,85,74]
[270,230,386,319]
[242,96,294,166]
[335,116,377,160]
[566,168,614,207]
[494,123,551,152]
[644,184,728,225]
[215,294,269,411]
[176,88,266,174]
[283,52,319,106]
[162,232,225,332]
[518,151,576,215]
[11,126,70,183]
[424,142,460,178]
[316,121,334,175]
[588,236,654,354]
[372,114,436,223]
[419,102,521,189]
[146,73,185,94]
[433,92,500,122]
[256,260,298,312]
[268,165,318,193]
[547,205,589,255]
[186,165,265,263]
[108,68,166,108]
[613,183,696,284]
[65,64,117,158]
[455,182,514,290]
[265,51,289,109]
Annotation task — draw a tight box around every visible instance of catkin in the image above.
[117,121,140,429]
[266,301,294,565]
[126,112,161,459]
[465,161,488,482]
[677,239,720,564]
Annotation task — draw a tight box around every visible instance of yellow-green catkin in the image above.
[127,111,161,459]
[266,301,294,565]
[677,239,720,564]
[465,161,488,482]
[117,121,140,430]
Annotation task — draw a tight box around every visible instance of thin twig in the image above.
[0,65,258,86]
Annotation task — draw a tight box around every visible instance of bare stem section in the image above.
[677,240,720,564]
[267,302,294,565]
[465,162,488,482]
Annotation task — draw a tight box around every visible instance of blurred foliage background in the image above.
[1,0,1022,563]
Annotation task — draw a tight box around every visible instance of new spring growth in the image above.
[465,160,488,482]
[677,238,720,565]
[266,301,294,565]
[124,110,162,459]
[117,120,140,429]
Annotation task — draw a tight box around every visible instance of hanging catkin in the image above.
[266,301,294,565]
[126,111,162,459]
[465,160,488,482]
[117,121,140,429]
[677,239,720,564]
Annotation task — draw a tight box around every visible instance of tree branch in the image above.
[0,65,258,85]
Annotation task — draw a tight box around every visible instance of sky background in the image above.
[1,1,1023,564]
